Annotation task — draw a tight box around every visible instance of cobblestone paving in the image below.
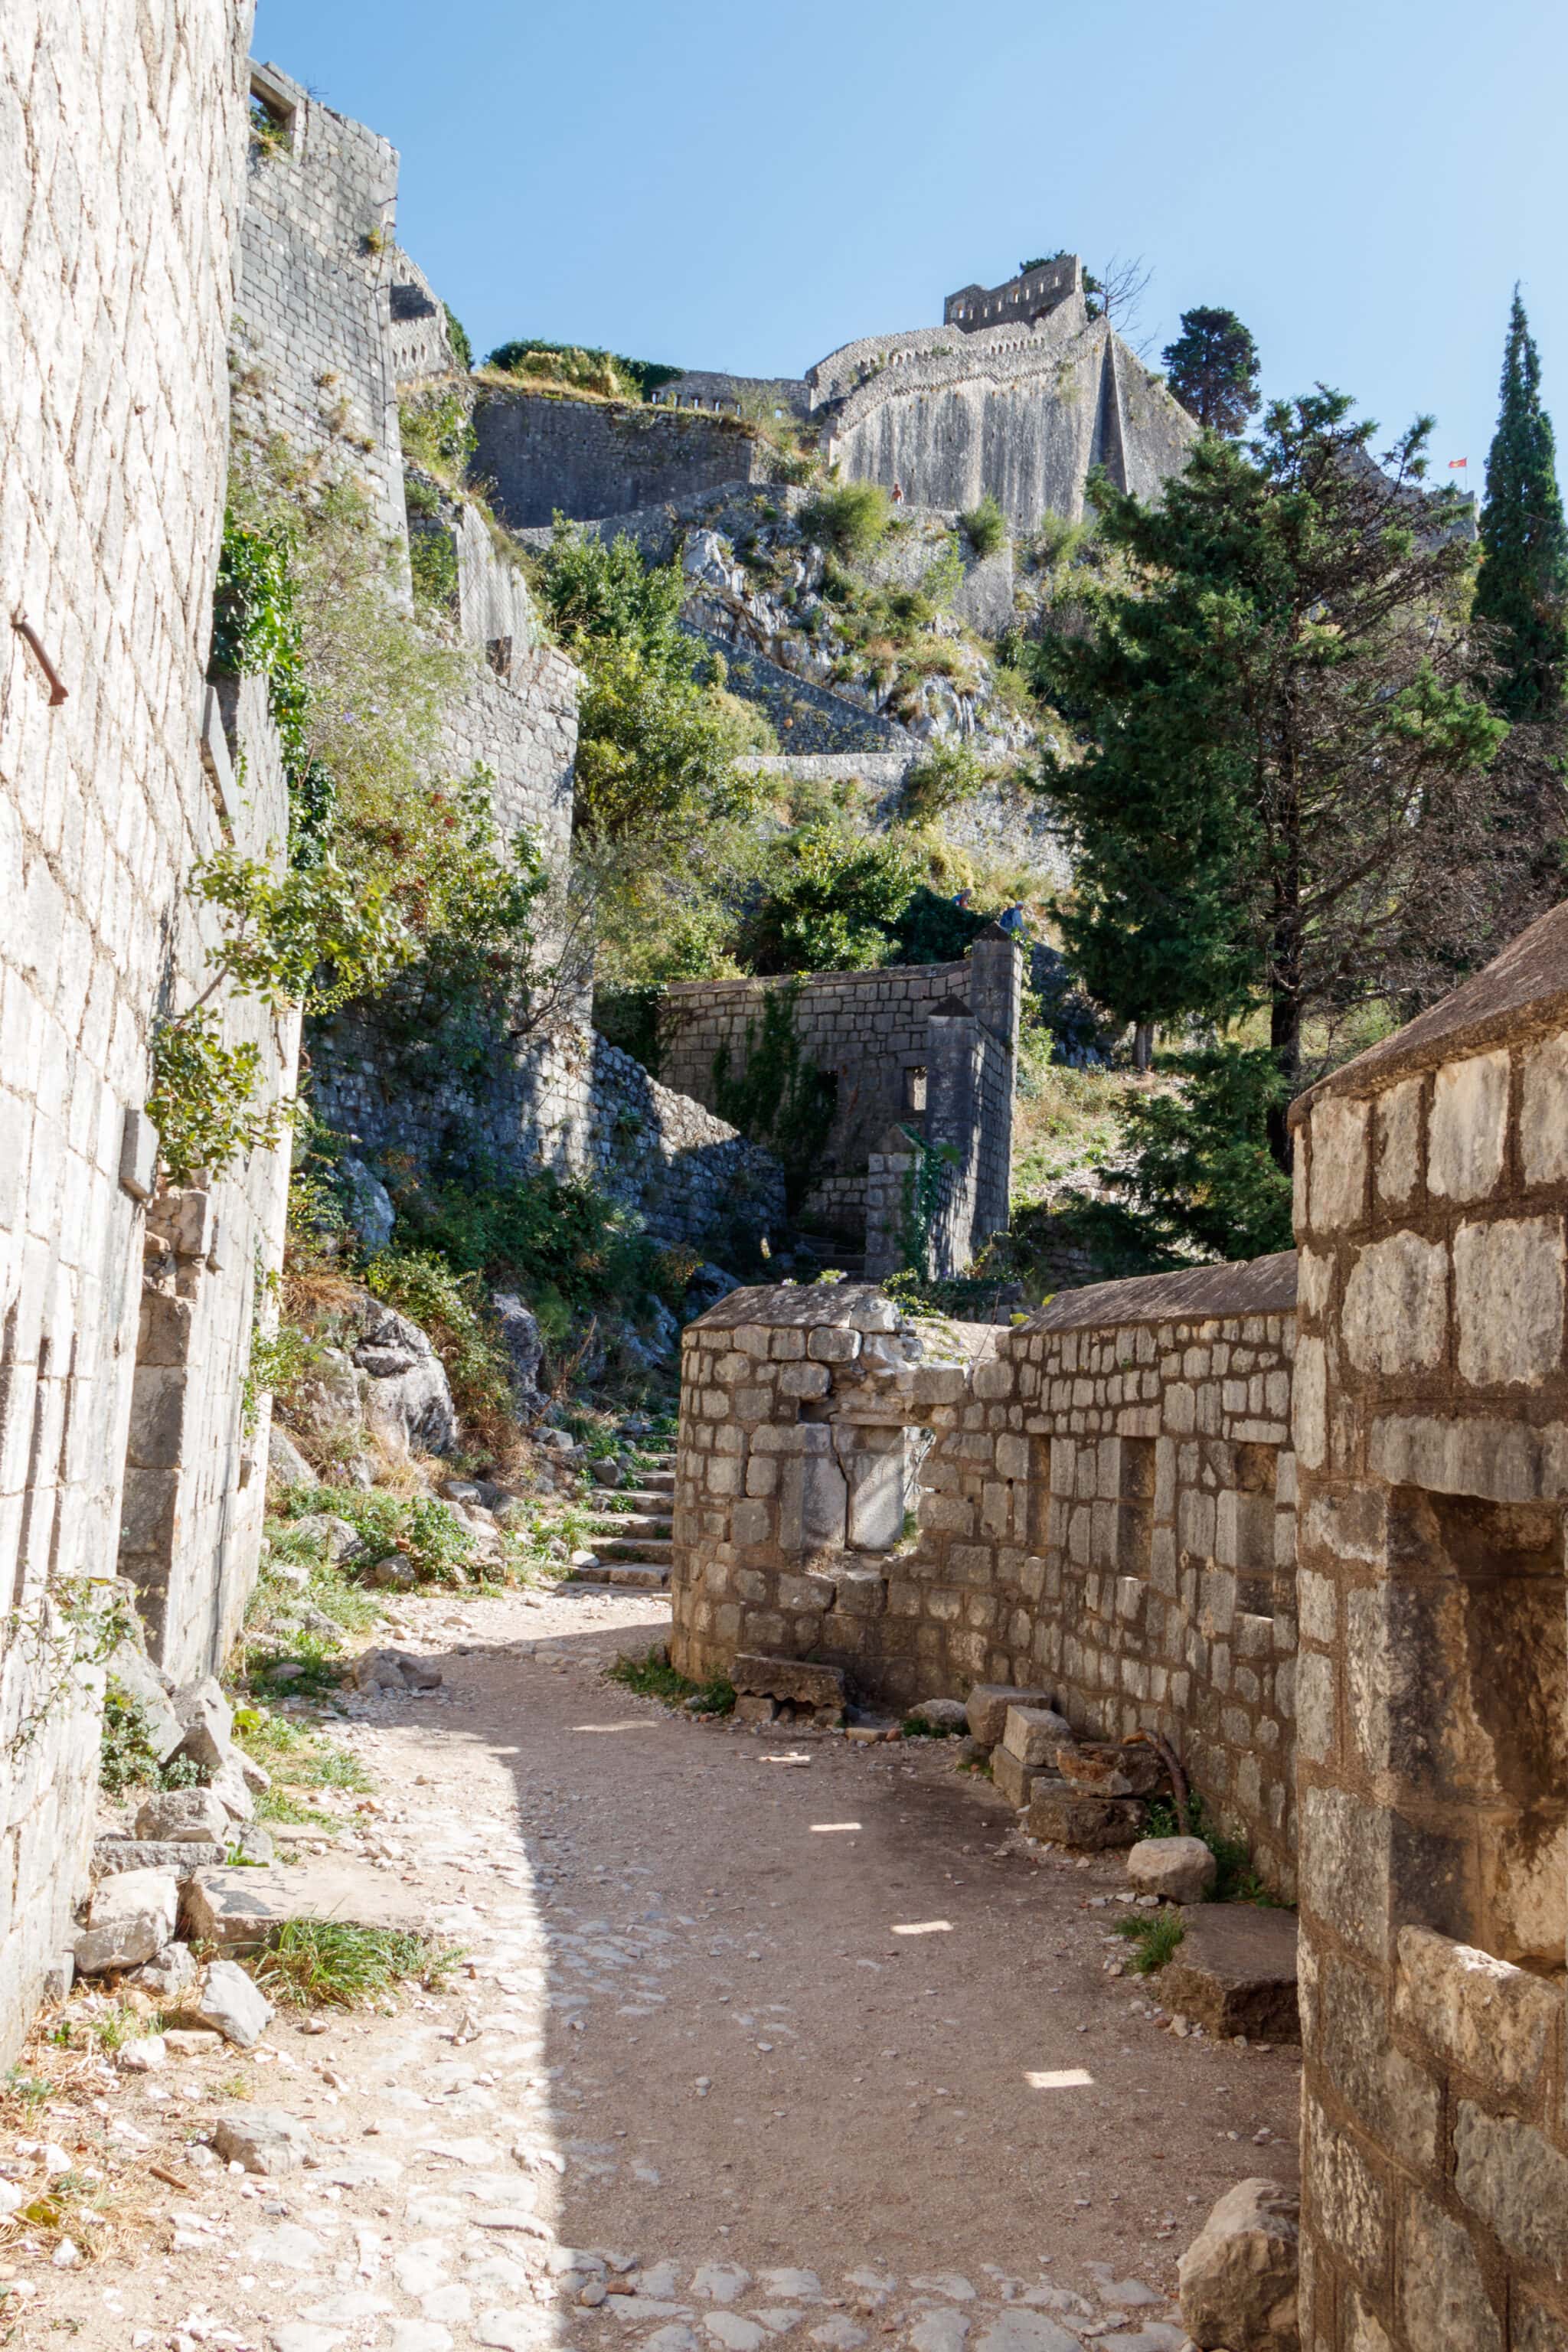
[15,1583,1299,2352]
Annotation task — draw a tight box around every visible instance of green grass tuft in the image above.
[607,1648,735,1715]
[252,1919,465,2010]
[1113,1912,1186,1973]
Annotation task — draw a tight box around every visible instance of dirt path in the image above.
[14,1583,1300,2352]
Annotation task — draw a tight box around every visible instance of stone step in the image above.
[582,1513,671,1539]
[1155,1903,1300,2043]
[594,1535,672,1563]
[586,1488,671,1512]
[567,1563,668,1591]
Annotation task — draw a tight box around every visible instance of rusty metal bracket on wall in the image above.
[11,612,68,706]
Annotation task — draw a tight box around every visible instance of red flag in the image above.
[1449,457,1468,468]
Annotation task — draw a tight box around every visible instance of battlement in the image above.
[944,254,1080,329]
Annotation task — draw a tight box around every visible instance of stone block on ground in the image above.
[1001,1705,1076,1768]
[134,1787,231,1844]
[1054,1740,1165,1797]
[1158,1905,1300,2042]
[1026,1783,1146,1851]
[211,2105,313,2174]
[1178,2177,1299,2350]
[906,1697,968,1733]
[192,1959,275,2049]
[990,1746,1040,1809]
[732,1695,778,1726]
[95,1838,227,1878]
[181,1859,431,1952]
[207,1759,257,1822]
[1127,1836,1217,1906]
[129,1942,198,1998]
[354,1647,443,1693]
[171,1674,234,1775]
[730,1655,846,1722]
[74,1868,179,1974]
[965,1684,1054,1746]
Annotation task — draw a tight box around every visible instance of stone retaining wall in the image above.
[671,1253,1300,1892]
[474,390,772,531]
[312,1023,783,1258]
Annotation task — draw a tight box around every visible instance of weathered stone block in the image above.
[1428,1049,1510,1200]
[1374,1076,1423,1208]
[1126,1834,1215,1904]
[1310,1096,1370,1231]
[1178,2177,1299,2352]
[1001,1704,1075,1766]
[1025,1785,1144,1849]
[1341,1233,1448,1375]
[1393,1924,1559,2096]
[1398,2188,1501,2352]
[1453,1214,1564,1388]
[1455,2101,1568,2277]
[989,1746,1039,1808]
[965,1682,1053,1745]
[730,1655,846,1718]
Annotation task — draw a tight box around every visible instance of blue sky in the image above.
[254,0,1565,483]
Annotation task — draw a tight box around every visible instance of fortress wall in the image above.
[232,62,405,550]
[0,0,264,2053]
[474,390,772,530]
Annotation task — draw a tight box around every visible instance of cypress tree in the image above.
[1475,290,1568,722]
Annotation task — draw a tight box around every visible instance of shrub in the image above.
[799,482,893,560]
[960,495,1007,557]
[253,1919,463,2008]
[739,823,921,975]
[902,742,986,821]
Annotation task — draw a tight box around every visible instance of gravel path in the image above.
[14,1583,1300,2352]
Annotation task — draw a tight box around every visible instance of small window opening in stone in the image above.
[486,635,513,681]
[1115,1436,1156,1575]
[903,1065,927,1113]
[249,84,293,157]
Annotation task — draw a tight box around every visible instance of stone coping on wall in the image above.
[684,1279,999,1357]
[1030,1250,1298,1333]
[1289,896,1568,1125]
[662,956,971,1001]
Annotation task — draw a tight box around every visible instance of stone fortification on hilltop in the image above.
[648,253,1199,531]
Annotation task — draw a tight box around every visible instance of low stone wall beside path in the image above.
[671,1253,1300,1896]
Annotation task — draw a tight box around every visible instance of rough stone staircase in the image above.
[568,1451,675,1590]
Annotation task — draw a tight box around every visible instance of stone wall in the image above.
[824,317,1196,530]
[119,677,299,1681]
[234,61,404,550]
[671,1251,1299,1890]
[312,1022,783,1259]
[0,0,260,2056]
[660,933,1021,1276]
[473,390,772,531]
[945,256,1080,328]
[1289,900,1568,2352]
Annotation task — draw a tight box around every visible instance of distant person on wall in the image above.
[891,479,904,504]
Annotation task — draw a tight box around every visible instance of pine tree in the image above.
[1475,289,1568,722]
[1160,308,1261,436]
[1038,394,1510,1173]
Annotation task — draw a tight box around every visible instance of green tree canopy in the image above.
[1039,391,1513,1169]
[1475,289,1568,724]
[1160,308,1262,436]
